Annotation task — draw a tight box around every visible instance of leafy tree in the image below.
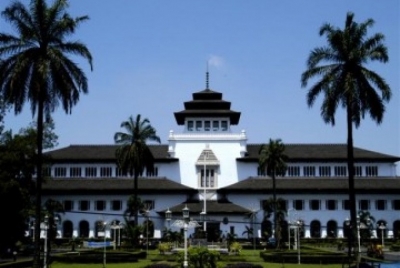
[0,122,58,255]
[242,225,253,240]
[0,0,93,266]
[258,138,287,244]
[114,114,160,238]
[301,12,391,257]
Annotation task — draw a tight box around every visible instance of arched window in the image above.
[79,220,89,238]
[327,220,337,238]
[261,219,272,239]
[393,220,400,239]
[63,221,73,238]
[95,220,105,238]
[310,220,321,238]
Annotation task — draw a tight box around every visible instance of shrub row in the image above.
[260,251,348,264]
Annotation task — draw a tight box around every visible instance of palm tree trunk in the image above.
[133,171,139,247]
[346,104,357,260]
[33,98,44,268]
[272,172,277,242]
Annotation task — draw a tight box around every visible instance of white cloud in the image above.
[208,55,224,69]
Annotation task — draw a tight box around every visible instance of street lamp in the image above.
[296,220,302,264]
[102,221,107,268]
[171,205,200,268]
[41,215,49,268]
[202,149,209,238]
[166,208,172,228]
[379,223,386,248]
[356,215,361,254]
[143,210,150,259]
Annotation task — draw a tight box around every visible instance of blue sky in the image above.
[1,0,399,173]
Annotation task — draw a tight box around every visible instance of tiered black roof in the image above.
[174,89,241,125]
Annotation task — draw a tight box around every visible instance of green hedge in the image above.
[51,250,144,263]
[260,251,348,264]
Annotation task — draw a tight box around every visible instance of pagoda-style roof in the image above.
[44,144,178,163]
[174,89,241,125]
[238,144,400,163]
[42,177,196,195]
[44,143,400,163]
[220,177,400,194]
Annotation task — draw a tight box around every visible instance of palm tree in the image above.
[301,12,391,257]
[114,114,160,236]
[0,1,93,266]
[262,197,287,249]
[258,138,288,243]
[43,198,64,264]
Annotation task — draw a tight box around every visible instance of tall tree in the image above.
[301,11,391,258]
[0,1,93,266]
[114,114,160,243]
[258,138,287,246]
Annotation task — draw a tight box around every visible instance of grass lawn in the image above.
[50,249,347,268]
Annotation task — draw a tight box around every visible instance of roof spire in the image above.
[206,61,209,89]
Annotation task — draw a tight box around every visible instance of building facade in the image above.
[42,82,400,243]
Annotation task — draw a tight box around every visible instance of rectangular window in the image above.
[326,200,337,210]
[366,166,378,177]
[196,121,202,131]
[319,166,331,177]
[303,166,316,177]
[343,200,350,210]
[287,166,300,176]
[70,167,82,177]
[221,121,228,131]
[359,199,370,210]
[43,167,51,177]
[355,166,362,176]
[293,200,304,210]
[278,199,287,211]
[204,121,211,131]
[100,167,112,177]
[230,226,235,235]
[392,200,400,210]
[212,121,219,131]
[201,169,215,187]
[376,200,386,211]
[54,167,67,177]
[309,200,320,210]
[111,200,122,211]
[334,166,347,176]
[146,167,158,177]
[79,200,90,211]
[257,167,266,176]
[187,121,194,131]
[116,168,127,177]
[143,200,155,210]
[95,200,106,211]
[64,200,74,211]
[85,167,97,177]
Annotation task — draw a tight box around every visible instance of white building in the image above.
[42,82,400,243]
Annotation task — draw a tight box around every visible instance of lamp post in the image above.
[203,150,209,238]
[171,205,200,268]
[296,220,301,264]
[144,210,150,259]
[356,215,361,255]
[379,223,386,248]
[166,208,172,228]
[103,221,107,268]
[41,215,49,268]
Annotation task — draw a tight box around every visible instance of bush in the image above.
[229,242,242,255]
[225,263,263,268]
[145,264,174,268]
[158,242,173,254]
